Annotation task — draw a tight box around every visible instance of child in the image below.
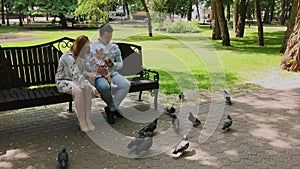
[90,46,118,88]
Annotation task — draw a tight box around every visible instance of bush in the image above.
[166,20,200,33]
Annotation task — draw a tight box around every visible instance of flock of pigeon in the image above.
[57,90,233,168]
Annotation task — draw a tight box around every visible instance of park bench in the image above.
[0,37,159,112]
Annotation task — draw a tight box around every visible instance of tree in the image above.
[37,0,78,29]
[281,0,300,71]
[211,0,222,40]
[151,0,167,31]
[1,0,4,24]
[254,0,264,46]
[141,0,153,37]
[279,0,286,25]
[280,0,298,53]
[215,0,231,46]
[236,0,249,38]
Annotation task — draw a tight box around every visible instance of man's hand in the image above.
[97,66,108,76]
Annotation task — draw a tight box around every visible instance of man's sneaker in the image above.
[113,110,123,118]
[104,106,115,124]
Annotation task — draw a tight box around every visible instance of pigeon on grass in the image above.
[179,92,185,101]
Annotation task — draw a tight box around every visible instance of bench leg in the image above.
[153,89,158,110]
[138,91,143,101]
[68,101,73,112]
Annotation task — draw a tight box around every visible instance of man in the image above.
[85,24,130,124]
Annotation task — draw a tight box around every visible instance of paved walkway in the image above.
[0,87,299,169]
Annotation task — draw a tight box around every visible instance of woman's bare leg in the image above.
[84,90,95,131]
[66,87,89,132]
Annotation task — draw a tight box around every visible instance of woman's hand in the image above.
[89,85,100,98]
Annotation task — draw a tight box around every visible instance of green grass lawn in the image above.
[0,24,286,94]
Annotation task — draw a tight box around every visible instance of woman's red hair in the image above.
[71,35,89,57]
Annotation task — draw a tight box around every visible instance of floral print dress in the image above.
[55,51,91,93]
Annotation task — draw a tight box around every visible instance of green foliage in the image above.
[166,20,201,33]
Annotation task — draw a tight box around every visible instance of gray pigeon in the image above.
[139,118,158,137]
[127,134,145,149]
[222,115,233,130]
[179,92,185,101]
[224,90,232,105]
[171,114,180,133]
[188,112,201,127]
[58,148,68,169]
[164,106,176,116]
[173,135,189,154]
[135,137,153,155]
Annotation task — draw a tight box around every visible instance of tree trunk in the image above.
[281,0,300,71]
[211,0,222,40]
[280,0,298,53]
[125,1,130,20]
[5,3,9,26]
[196,3,200,21]
[263,1,270,24]
[270,0,275,22]
[1,0,4,24]
[254,0,264,46]
[226,3,230,21]
[236,0,248,38]
[215,0,231,46]
[280,0,286,25]
[233,0,239,33]
[141,0,153,37]
[18,13,23,27]
[59,13,68,29]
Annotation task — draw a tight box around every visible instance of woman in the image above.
[55,35,99,132]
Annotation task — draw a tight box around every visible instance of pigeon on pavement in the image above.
[179,92,185,101]
[58,148,68,169]
[173,135,189,154]
[222,115,233,130]
[188,112,201,127]
[164,106,176,116]
[139,118,158,137]
[224,90,232,105]
[127,134,145,149]
[171,114,180,133]
[135,137,153,155]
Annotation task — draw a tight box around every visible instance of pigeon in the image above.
[58,148,68,169]
[173,135,189,154]
[139,118,158,137]
[164,106,176,116]
[188,112,201,127]
[127,134,145,149]
[224,90,232,105]
[171,114,180,133]
[135,137,153,155]
[179,92,185,101]
[222,115,233,130]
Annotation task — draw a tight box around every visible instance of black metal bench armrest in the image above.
[141,68,159,82]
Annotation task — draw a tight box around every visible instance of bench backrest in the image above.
[0,37,74,90]
[0,37,143,90]
[115,42,144,77]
